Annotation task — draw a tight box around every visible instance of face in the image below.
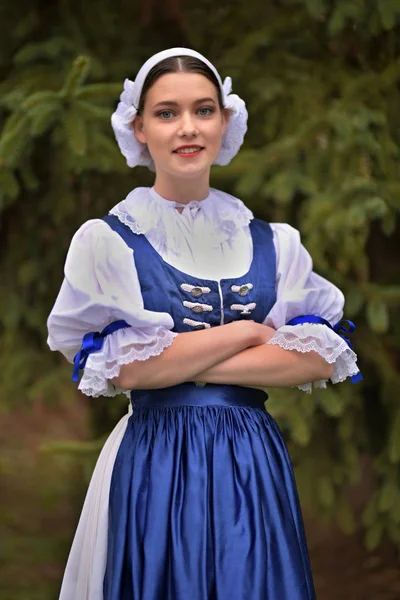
[133,72,229,181]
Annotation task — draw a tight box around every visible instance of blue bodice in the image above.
[102,215,277,332]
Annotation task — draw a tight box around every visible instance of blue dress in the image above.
[101,215,316,600]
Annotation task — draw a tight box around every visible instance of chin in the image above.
[177,167,210,180]
[174,154,217,174]
[169,161,211,179]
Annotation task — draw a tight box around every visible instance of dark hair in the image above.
[137,56,224,114]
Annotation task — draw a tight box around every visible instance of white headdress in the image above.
[111,47,248,170]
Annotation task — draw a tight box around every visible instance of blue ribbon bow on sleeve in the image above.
[285,315,362,384]
[72,320,130,382]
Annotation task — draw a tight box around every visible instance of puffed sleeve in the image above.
[47,219,177,397]
[265,223,360,393]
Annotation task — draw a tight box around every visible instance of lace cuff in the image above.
[78,326,177,397]
[267,323,359,393]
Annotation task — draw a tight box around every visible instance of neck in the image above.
[153,172,210,205]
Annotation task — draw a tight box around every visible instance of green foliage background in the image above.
[1,0,400,595]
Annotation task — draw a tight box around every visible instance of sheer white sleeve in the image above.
[265,223,360,393]
[47,219,177,397]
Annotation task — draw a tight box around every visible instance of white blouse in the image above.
[47,186,359,396]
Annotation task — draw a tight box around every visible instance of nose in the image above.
[178,112,198,138]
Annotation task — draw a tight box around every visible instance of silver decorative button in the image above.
[192,305,204,314]
[183,318,210,329]
[183,301,213,313]
[191,287,202,298]
[231,283,253,296]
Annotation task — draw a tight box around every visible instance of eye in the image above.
[157,110,174,119]
[197,107,214,116]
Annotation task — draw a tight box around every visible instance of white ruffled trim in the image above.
[110,79,153,169]
[108,187,253,255]
[111,75,247,171]
[217,76,248,166]
[78,327,178,397]
[267,323,359,393]
[107,205,142,235]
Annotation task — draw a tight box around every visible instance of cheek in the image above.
[207,118,226,139]
[146,123,174,145]
[207,126,225,147]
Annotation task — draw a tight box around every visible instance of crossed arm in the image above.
[113,320,333,391]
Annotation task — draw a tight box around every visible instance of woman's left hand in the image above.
[245,322,276,345]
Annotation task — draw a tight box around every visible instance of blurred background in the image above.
[1,0,400,598]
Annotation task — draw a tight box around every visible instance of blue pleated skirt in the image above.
[103,384,315,600]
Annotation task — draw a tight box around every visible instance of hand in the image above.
[227,320,276,347]
[248,322,276,346]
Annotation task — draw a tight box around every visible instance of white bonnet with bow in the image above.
[111,47,248,170]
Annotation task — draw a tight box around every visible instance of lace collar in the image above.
[109,187,253,256]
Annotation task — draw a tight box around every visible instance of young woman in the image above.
[47,47,361,600]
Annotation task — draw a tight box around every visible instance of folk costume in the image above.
[48,48,360,600]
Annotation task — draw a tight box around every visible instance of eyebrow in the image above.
[152,97,217,109]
